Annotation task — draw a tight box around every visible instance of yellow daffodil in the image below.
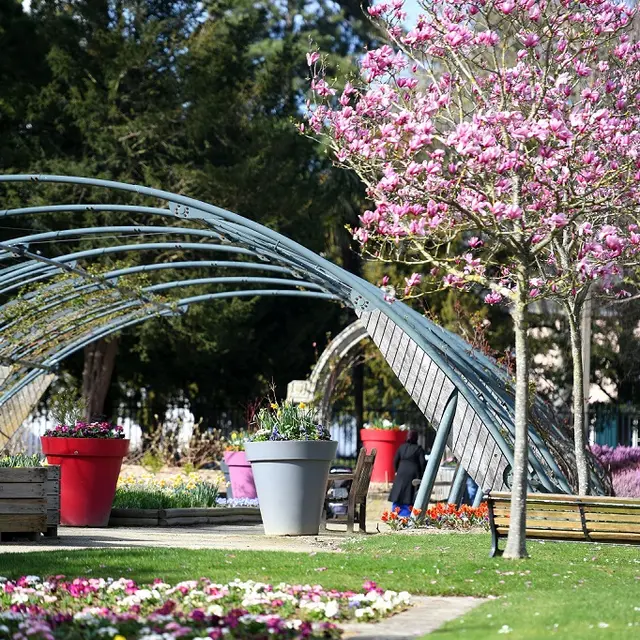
[270,402,278,409]
[298,402,306,409]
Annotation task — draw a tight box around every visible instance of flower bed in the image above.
[0,576,411,639]
[114,473,220,509]
[216,497,260,508]
[382,503,489,531]
[110,475,260,526]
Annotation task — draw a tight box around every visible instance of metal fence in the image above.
[589,403,640,447]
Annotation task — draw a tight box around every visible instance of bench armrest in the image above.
[328,473,354,482]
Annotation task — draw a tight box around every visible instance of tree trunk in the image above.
[82,337,119,421]
[503,274,530,559]
[567,308,590,495]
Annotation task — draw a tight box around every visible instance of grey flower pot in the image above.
[245,440,338,536]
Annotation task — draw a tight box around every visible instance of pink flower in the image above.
[498,0,516,15]
[484,292,503,305]
[547,214,568,229]
[306,51,319,67]
[311,78,335,97]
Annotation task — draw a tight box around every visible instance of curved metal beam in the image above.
[0,289,341,405]
[1,273,325,336]
[0,257,293,296]
[0,175,517,489]
[5,281,336,366]
[0,174,595,494]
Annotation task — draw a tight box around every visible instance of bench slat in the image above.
[583,505,640,516]
[584,521,640,533]
[494,517,584,531]
[495,527,640,542]
[490,492,640,507]
[495,527,585,539]
[495,509,640,525]
[585,511,640,524]
[493,506,582,520]
[496,517,640,533]
[493,503,583,515]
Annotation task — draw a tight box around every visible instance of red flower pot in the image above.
[223,450,257,499]
[360,429,406,483]
[41,437,129,526]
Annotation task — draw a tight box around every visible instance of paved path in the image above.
[342,596,486,639]
[1,524,345,554]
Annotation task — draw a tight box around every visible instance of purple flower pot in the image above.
[223,451,257,499]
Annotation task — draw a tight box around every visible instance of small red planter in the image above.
[41,437,129,527]
[223,450,257,499]
[360,429,406,483]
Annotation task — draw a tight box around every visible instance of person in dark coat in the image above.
[388,430,427,517]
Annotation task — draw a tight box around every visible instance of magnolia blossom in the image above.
[307,0,640,305]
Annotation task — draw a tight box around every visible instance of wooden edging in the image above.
[109,507,262,527]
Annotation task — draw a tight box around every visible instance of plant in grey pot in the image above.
[245,400,337,536]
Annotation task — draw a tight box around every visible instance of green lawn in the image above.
[1,534,638,638]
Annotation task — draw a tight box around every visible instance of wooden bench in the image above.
[486,491,640,557]
[324,448,376,533]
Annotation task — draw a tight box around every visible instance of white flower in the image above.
[598,622,609,628]
[72,612,102,625]
[324,600,339,618]
[355,606,375,619]
[10,593,29,605]
[95,626,119,636]
[498,625,512,634]
[0,612,22,620]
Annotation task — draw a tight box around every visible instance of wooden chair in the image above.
[324,448,376,533]
[486,491,640,557]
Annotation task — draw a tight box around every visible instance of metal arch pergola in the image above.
[0,174,609,506]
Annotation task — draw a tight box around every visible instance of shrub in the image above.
[591,445,640,498]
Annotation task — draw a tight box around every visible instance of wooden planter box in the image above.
[109,506,262,527]
[0,466,60,541]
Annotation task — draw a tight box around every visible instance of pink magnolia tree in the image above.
[306,0,640,557]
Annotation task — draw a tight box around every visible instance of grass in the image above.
[1,534,638,638]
